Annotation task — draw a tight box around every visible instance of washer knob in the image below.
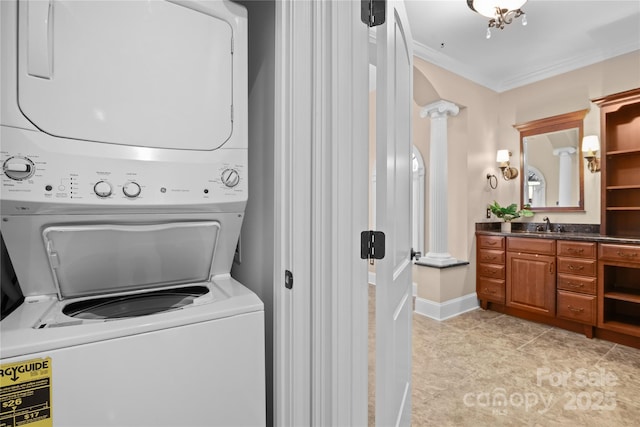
[94,181,113,198]
[3,156,35,181]
[123,181,142,198]
[221,168,240,188]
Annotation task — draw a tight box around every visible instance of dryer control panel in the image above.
[1,127,247,214]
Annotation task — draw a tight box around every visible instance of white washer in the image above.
[0,1,264,425]
[0,248,266,427]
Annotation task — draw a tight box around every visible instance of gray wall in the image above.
[230,1,275,425]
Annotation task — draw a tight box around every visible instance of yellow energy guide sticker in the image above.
[0,358,52,427]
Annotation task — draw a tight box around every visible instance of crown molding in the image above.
[412,39,640,93]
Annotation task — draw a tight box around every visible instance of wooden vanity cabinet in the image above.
[598,243,640,337]
[476,231,640,346]
[476,234,506,306]
[506,237,556,317]
[556,241,597,326]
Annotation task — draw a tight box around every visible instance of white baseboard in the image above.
[414,293,480,321]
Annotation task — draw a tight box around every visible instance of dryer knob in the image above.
[123,181,141,198]
[221,168,240,188]
[3,156,36,181]
[94,181,113,198]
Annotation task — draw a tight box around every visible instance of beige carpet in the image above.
[368,285,640,426]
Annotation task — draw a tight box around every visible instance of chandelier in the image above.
[467,0,528,39]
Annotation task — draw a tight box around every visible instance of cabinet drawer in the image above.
[478,249,505,265]
[557,290,596,325]
[599,243,640,264]
[557,257,597,277]
[477,277,505,303]
[478,235,505,250]
[557,241,597,259]
[557,274,597,295]
[507,237,556,255]
[478,263,505,280]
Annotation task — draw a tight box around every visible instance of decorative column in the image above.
[419,100,459,267]
[553,147,576,206]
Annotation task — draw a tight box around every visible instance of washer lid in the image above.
[42,222,220,299]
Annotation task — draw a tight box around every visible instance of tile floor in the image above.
[369,289,640,426]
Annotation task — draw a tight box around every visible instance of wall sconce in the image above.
[496,149,518,180]
[582,135,601,173]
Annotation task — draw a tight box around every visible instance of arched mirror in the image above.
[514,109,588,212]
[372,146,425,256]
[412,147,425,256]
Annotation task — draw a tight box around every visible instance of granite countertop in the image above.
[475,222,640,245]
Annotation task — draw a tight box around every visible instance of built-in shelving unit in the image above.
[600,260,640,334]
[593,88,640,339]
[593,88,640,238]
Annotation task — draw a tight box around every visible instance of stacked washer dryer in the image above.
[0,1,265,426]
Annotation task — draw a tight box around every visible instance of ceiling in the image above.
[405,0,640,92]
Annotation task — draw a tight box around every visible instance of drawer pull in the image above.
[482,268,496,275]
[567,305,584,313]
[565,282,584,288]
[617,251,638,259]
[483,288,497,294]
[567,248,584,254]
[549,262,554,274]
[568,265,584,271]
[483,255,497,261]
[487,241,498,246]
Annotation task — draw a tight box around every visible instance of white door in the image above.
[375,0,413,425]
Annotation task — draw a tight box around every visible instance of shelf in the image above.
[604,291,640,304]
[607,148,640,156]
[601,319,640,333]
[606,185,640,190]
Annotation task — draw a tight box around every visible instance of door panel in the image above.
[18,0,234,150]
[506,252,556,316]
[375,1,413,425]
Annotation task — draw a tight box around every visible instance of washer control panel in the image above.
[1,128,247,212]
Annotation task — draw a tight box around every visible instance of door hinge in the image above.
[361,230,385,263]
[361,0,385,27]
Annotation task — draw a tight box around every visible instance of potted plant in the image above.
[489,201,533,232]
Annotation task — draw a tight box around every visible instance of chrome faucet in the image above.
[543,216,551,232]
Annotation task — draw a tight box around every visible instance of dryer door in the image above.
[17,0,234,150]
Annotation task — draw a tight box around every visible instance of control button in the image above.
[123,181,141,198]
[45,185,53,191]
[3,156,35,180]
[94,181,112,198]
[221,168,240,188]
[58,185,65,191]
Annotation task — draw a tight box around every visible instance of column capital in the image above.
[553,146,577,156]
[420,100,460,119]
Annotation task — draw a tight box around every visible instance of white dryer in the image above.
[0,1,265,426]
